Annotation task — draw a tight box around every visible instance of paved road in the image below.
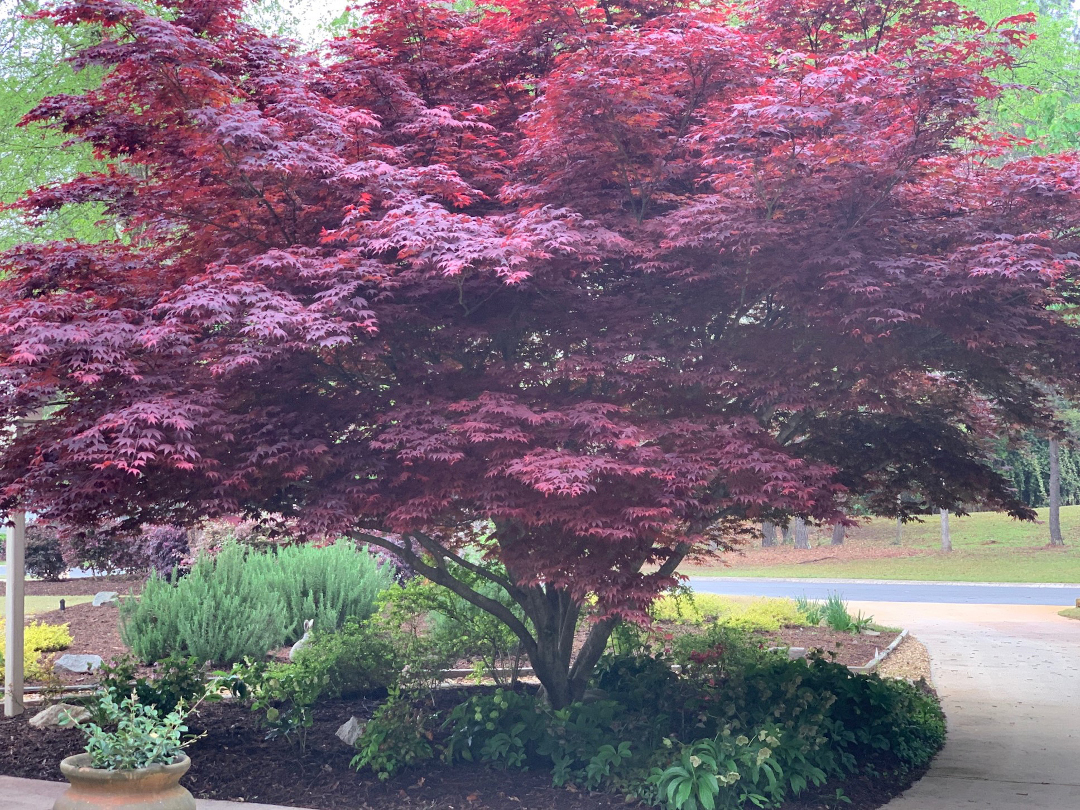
[848,603,1080,810]
[0,565,96,580]
[688,576,1080,606]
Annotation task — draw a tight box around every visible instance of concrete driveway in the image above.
[848,602,1080,810]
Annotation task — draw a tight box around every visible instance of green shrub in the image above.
[25,525,66,581]
[120,540,395,664]
[292,619,398,698]
[437,649,946,807]
[352,688,435,780]
[671,624,776,679]
[795,595,825,626]
[241,658,329,753]
[274,541,395,640]
[821,593,874,635]
[373,564,528,689]
[98,653,204,715]
[443,688,646,790]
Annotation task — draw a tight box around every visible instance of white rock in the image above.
[54,654,103,673]
[91,591,119,607]
[336,716,366,746]
[29,703,90,729]
[786,647,808,660]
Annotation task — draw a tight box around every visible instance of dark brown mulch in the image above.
[762,627,901,668]
[0,574,145,598]
[1,695,637,810]
[0,692,929,810]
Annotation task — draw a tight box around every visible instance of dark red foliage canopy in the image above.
[3,0,1080,612]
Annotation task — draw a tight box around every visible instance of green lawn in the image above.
[1059,608,1080,621]
[0,594,93,620]
[688,506,1080,583]
[844,506,1080,550]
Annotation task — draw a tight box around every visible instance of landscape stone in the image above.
[335,716,365,746]
[53,654,103,673]
[91,591,119,607]
[29,703,90,729]
[786,647,808,660]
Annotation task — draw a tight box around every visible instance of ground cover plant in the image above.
[3,0,1080,708]
[0,619,71,680]
[652,594,810,631]
[371,632,945,810]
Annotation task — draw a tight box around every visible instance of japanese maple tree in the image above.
[3,0,1080,704]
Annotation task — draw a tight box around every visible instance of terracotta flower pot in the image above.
[52,753,195,810]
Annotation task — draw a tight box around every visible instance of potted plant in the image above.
[54,688,202,810]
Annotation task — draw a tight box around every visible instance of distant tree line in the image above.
[995,436,1080,508]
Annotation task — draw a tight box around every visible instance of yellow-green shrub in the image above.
[0,620,73,681]
[651,594,807,631]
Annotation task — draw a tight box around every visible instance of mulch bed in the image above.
[0,690,929,810]
[4,575,923,808]
[30,601,132,686]
[758,627,901,669]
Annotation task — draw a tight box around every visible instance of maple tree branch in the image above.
[656,541,691,579]
[350,530,537,654]
[409,530,521,596]
[136,202,275,250]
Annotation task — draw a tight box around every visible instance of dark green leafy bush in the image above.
[352,688,435,780]
[24,525,66,581]
[240,659,329,753]
[436,642,945,810]
[98,653,204,715]
[292,619,399,698]
[375,560,529,686]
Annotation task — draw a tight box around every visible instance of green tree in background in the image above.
[962,0,1080,153]
[963,0,1080,523]
[997,433,1080,507]
[0,0,110,249]
[0,0,346,250]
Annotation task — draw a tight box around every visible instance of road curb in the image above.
[849,628,909,675]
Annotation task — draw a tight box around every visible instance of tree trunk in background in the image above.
[782,523,793,544]
[1050,438,1064,546]
[894,517,902,546]
[830,524,845,546]
[762,521,777,547]
[793,518,810,549]
[940,509,952,552]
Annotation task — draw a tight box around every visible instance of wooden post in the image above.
[4,511,26,717]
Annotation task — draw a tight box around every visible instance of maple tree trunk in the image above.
[793,518,810,549]
[940,508,951,552]
[1049,438,1064,546]
[830,523,845,546]
[356,530,688,709]
[761,521,777,547]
